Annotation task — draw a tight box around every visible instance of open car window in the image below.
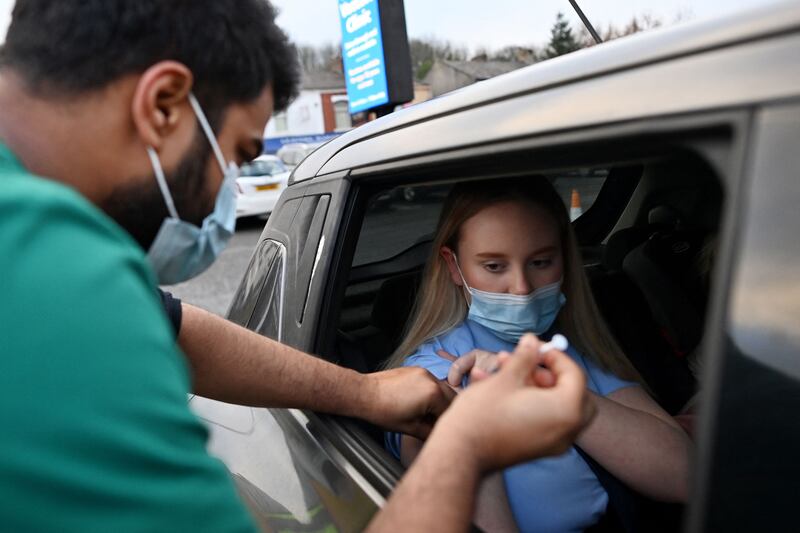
[351,171,611,270]
[551,169,608,221]
[334,145,725,412]
[240,159,287,177]
[311,119,736,530]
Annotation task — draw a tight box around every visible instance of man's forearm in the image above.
[368,433,482,533]
[179,303,375,417]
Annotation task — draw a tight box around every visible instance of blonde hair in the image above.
[384,177,641,383]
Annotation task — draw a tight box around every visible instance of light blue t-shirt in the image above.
[386,319,637,533]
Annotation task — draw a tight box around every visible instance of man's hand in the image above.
[180,304,454,435]
[432,334,594,473]
[367,335,594,533]
[362,367,457,440]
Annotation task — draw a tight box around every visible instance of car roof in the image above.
[292,0,800,183]
[253,154,281,163]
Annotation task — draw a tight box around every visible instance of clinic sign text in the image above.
[338,0,390,114]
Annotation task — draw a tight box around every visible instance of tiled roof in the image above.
[301,69,346,90]
[442,60,528,81]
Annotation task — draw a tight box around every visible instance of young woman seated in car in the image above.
[384,178,690,532]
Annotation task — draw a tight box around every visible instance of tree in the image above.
[296,43,342,74]
[409,37,468,80]
[491,45,539,64]
[544,12,581,58]
[297,45,322,73]
[578,13,666,48]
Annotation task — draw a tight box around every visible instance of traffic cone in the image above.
[570,189,583,221]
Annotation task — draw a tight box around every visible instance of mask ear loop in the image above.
[452,255,472,307]
[188,93,228,174]
[147,147,180,220]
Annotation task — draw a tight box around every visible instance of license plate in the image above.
[255,183,279,191]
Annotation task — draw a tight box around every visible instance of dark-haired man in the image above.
[0,1,590,531]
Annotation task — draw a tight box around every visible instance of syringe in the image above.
[539,334,569,354]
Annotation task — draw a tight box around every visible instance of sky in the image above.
[0,0,773,51]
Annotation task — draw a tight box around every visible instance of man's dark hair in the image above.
[1,0,300,115]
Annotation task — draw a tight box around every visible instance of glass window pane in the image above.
[274,112,289,133]
[551,169,608,221]
[353,184,451,267]
[227,239,285,343]
[248,243,286,341]
[334,101,352,130]
[228,241,280,326]
[240,160,288,177]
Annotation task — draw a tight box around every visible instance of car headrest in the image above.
[623,229,711,355]
[603,227,652,271]
[603,205,680,271]
[648,205,681,227]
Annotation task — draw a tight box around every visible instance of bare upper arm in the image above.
[606,385,684,431]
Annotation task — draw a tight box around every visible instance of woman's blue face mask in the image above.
[454,256,566,343]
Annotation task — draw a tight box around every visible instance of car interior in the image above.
[320,141,726,532]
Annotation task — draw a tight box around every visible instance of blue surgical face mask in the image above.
[146,93,240,285]
[455,257,566,343]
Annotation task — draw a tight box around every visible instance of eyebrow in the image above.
[475,246,558,259]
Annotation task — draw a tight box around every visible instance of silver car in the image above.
[194,3,800,531]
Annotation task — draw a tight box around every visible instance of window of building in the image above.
[273,112,289,133]
[333,100,352,131]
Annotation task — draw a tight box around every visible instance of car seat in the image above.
[590,264,696,415]
[369,272,422,354]
[622,228,710,358]
[590,207,701,414]
[336,270,423,374]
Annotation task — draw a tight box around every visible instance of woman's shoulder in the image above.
[402,321,476,379]
[568,342,639,396]
[415,321,476,354]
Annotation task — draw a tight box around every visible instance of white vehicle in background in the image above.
[276,142,319,169]
[235,155,291,219]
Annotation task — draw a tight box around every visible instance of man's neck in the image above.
[0,70,120,203]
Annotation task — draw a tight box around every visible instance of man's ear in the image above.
[130,61,194,151]
[440,246,463,287]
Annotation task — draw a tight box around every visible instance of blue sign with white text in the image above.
[338,0,390,114]
[263,133,342,154]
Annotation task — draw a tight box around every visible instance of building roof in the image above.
[441,59,528,81]
[301,69,346,91]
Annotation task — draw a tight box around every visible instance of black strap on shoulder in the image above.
[576,446,638,533]
[576,446,684,533]
[158,289,183,338]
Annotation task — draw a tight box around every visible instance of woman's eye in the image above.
[484,263,504,273]
[530,258,553,269]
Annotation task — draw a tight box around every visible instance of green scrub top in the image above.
[0,143,256,533]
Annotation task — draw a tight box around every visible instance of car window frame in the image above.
[309,110,750,507]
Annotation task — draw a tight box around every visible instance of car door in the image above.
[191,176,382,532]
[687,102,800,532]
